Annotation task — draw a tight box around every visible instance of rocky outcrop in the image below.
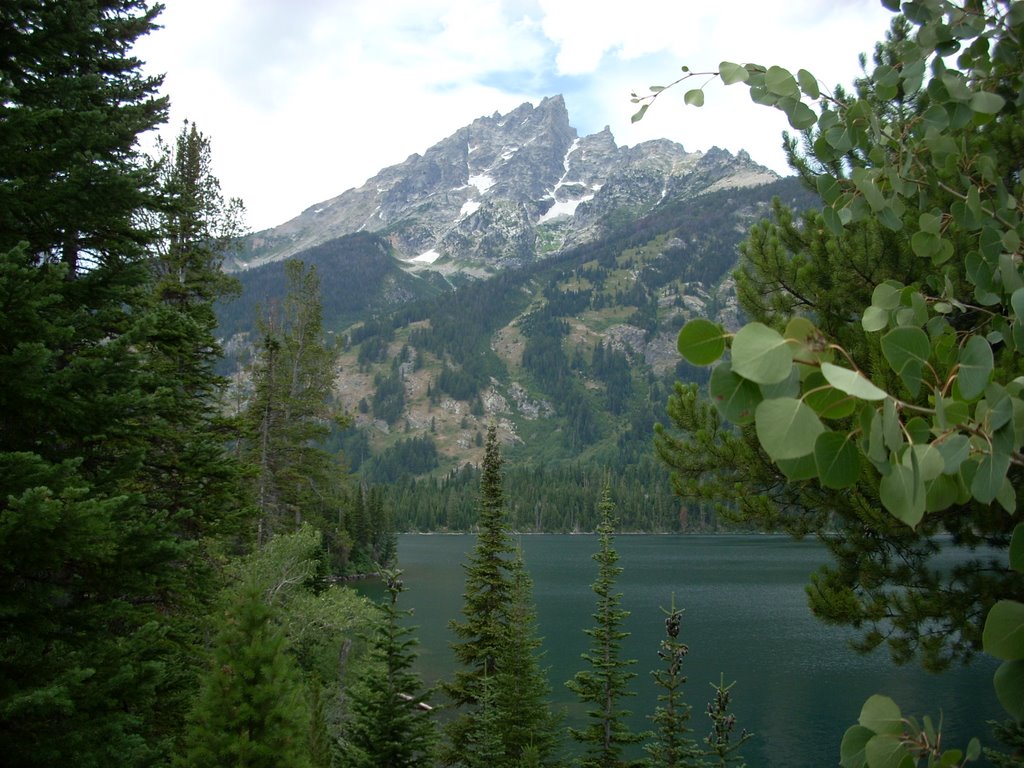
[230,95,777,273]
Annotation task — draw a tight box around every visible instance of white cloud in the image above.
[135,0,897,231]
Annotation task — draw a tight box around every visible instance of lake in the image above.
[357,534,1002,767]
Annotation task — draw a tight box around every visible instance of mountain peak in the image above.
[232,97,777,271]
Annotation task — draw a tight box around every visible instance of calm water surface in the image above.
[359,534,1001,767]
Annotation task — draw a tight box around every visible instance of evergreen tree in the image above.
[141,117,249,542]
[644,599,703,768]
[369,485,398,568]
[307,684,333,768]
[242,259,345,544]
[455,676,506,768]
[180,583,313,768]
[0,3,240,764]
[567,484,647,768]
[342,568,437,768]
[132,120,252,755]
[443,425,517,764]
[0,0,167,268]
[700,678,750,768]
[494,549,563,766]
[346,484,370,566]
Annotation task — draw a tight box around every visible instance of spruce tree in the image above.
[369,485,398,568]
[138,117,250,571]
[644,599,703,768]
[132,120,252,757]
[700,677,750,768]
[456,676,506,768]
[443,425,516,764]
[0,3,237,764]
[242,259,345,543]
[180,583,313,768]
[567,484,647,768]
[0,0,167,267]
[342,568,437,768]
[494,549,563,766]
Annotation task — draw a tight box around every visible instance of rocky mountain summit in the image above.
[230,95,777,273]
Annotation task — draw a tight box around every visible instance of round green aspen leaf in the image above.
[862,305,889,333]
[677,319,726,365]
[758,365,800,400]
[871,280,904,310]
[925,473,960,513]
[839,725,872,768]
[814,431,861,489]
[858,694,903,735]
[765,65,799,97]
[864,734,913,768]
[902,444,944,482]
[936,434,970,475]
[754,397,824,460]
[970,90,1006,114]
[785,317,832,368]
[708,361,761,425]
[784,315,816,341]
[731,322,794,385]
[1011,287,1024,320]
[971,451,1011,504]
[803,371,857,420]
[777,452,818,481]
[816,174,841,205]
[823,205,844,236]
[820,363,888,401]
[983,600,1024,660]
[880,463,925,527]
[994,660,1024,721]
[957,335,994,401]
[684,88,705,107]
[911,229,941,260]
[881,326,931,396]
[997,477,1016,514]
[797,68,820,99]
[904,416,931,445]
[786,100,817,130]
[719,61,749,85]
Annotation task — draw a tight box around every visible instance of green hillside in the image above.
[219,177,819,530]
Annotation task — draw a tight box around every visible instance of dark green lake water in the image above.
[358,534,1002,767]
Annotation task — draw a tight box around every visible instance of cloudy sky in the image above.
[134,0,896,231]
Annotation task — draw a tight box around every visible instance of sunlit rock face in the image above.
[230,94,776,274]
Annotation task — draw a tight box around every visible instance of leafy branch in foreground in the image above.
[646,0,1023,763]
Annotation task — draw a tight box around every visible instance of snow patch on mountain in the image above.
[468,174,495,195]
[410,249,441,264]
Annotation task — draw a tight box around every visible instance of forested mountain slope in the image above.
[220,175,820,530]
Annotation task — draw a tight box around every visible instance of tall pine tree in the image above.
[644,599,703,768]
[341,567,437,768]
[445,426,557,766]
[444,425,517,762]
[567,484,647,768]
[494,549,563,766]
[180,582,313,768]
[700,678,750,768]
[0,3,238,764]
[242,259,345,544]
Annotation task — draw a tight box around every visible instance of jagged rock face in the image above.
[231,94,777,272]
